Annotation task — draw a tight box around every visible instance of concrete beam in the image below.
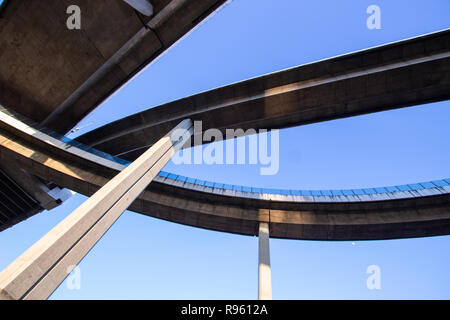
[39,0,226,134]
[1,105,450,241]
[76,29,450,160]
[0,0,226,133]
[0,119,192,300]
[0,164,64,210]
[258,222,272,300]
[123,0,154,16]
[1,123,450,240]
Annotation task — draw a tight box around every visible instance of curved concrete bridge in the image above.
[77,29,450,160]
[0,8,449,297]
[1,105,450,241]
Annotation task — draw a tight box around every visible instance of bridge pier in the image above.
[258,222,272,300]
[0,119,193,300]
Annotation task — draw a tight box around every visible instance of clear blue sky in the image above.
[1,0,450,299]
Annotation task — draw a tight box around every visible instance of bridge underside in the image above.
[0,0,227,133]
[77,29,450,160]
[1,108,450,241]
[0,168,42,232]
[0,2,449,239]
[0,0,227,229]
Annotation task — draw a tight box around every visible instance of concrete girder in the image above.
[0,107,450,241]
[76,29,450,161]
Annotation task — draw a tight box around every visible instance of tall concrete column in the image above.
[258,222,272,300]
[0,119,193,300]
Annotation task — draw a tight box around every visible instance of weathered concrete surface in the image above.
[0,119,192,300]
[0,0,226,230]
[0,168,42,231]
[1,110,450,241]
[77,29,450,160]
[0,164,64,211]
[0,159,72,232]
[0,0,226,133]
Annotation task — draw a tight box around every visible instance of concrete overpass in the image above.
[1,99,450,299]
[0,28,449,237]
[1,104,450,241]
[0,0,228,223]
[1,20,450,240]
[1,1,448,236]
[0,0,227,134]
[77,29,450,160]
[0,2,449,298]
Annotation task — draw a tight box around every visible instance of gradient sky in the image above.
[1,0,450,299]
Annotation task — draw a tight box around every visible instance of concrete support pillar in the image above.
[258,222,272,300]
[0,119,193,300]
